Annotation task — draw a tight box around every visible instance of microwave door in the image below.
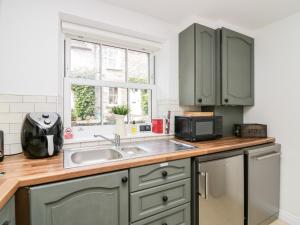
[194,120,214,136]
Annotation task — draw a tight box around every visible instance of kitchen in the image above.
[0,0,299,225]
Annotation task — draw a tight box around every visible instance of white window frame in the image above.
[63,34,157,133]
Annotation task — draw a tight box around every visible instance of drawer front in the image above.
[0,197,15,225]
[132,203,190,225]
[130,158,191,192]
[131,178,191,222]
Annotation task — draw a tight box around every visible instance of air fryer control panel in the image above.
[28,112,59,128]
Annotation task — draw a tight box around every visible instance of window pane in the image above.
[71,85,101,126]
[101,45,126,82]
[128,50,149,84]
[129,89,150,123]
[70,40,100,79]
[102,87,128,125]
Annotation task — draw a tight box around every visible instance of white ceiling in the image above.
[98,0,300,29]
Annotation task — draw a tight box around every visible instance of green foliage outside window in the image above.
[72,85,96,120]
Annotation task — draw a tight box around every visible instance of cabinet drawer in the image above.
[131,178,191,222]
[130,158,191,192]
[0,197,15,225]
[132,203,190,225]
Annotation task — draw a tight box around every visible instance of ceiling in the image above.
[98,0,300,29]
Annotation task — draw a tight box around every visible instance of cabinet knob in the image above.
[198,98,202,103]
[162,196,168,202]
[224,98,229,103]
[121,177,128,183]
[161,170,168,177]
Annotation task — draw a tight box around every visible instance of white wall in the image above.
[244,12,300,224]
[0,0,177,101]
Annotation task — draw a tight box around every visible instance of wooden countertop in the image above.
[0,136,275,208]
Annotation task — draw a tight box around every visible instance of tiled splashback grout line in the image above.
[0,94,58,155]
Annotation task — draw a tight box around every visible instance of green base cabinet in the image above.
[179,23,216,106]
[28,171,128,225]
[0,197,15,225]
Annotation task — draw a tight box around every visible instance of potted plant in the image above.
[111,105,130,137]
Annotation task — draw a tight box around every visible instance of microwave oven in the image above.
[175,116,223,142]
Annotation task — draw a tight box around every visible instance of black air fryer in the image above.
[21,112,63,159]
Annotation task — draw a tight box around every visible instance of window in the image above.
[64,37,155,128]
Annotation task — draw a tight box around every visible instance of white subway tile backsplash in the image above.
[0,94,58,155]
[0,103,9,112]
[34,103,57,112]
[46,96,57,103]
[0,124,9,133]
[9,123,22,134]
[0,95,22,103]
[9,144,23,154]
[0,113,23,123]
[23,95,47,103]
[10,103,34,113]
[4,144,10,155]
[4,133,20,144]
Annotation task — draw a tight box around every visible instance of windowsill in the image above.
[64,132,174,145]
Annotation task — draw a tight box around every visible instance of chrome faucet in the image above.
[94,134,121,148]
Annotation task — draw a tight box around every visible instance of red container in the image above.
[152,119,164,133]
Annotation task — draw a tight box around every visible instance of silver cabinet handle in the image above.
[198,172,208,199]
[255,152,281,160]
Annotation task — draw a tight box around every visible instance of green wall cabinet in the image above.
[179,24,254,106]
[179,23,216,106]
[27,171,128,225]
[219,28,254,105]
[0,197,15,225]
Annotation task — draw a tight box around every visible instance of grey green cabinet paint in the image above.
[0,197,15,225]
[220,28,254,105]
[130,158,191,192]
[131,203,191,225]
[179,24,216,106]
[29,170,129,225]
[130,178,191,222]
[179,24,254,106]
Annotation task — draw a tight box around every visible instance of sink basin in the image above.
[120,146,147,155]
[71,148,123,165]
[64,139,196,169]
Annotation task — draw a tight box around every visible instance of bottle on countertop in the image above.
[131,120,137,135]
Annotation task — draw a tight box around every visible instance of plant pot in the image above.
[113,114,126,137]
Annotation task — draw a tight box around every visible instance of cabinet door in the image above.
[131,178,191,222]
[130,158,191,192]
[0,197,15,225]
[195,24,216,106]
[221,28,254,105]
[179,24,195,106]
[29,170,128,225]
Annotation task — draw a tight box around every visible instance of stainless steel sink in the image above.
[120,146,147,155]
[64,139,196,169]
[69,148,123,167]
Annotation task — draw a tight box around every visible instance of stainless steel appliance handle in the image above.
[46,135,54,156]
[254,152,281,160]
[198,172,208,199]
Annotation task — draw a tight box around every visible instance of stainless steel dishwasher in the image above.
[192,150,245,225]
[245,144,281,225]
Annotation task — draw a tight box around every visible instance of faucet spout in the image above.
[94,134,121,148]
